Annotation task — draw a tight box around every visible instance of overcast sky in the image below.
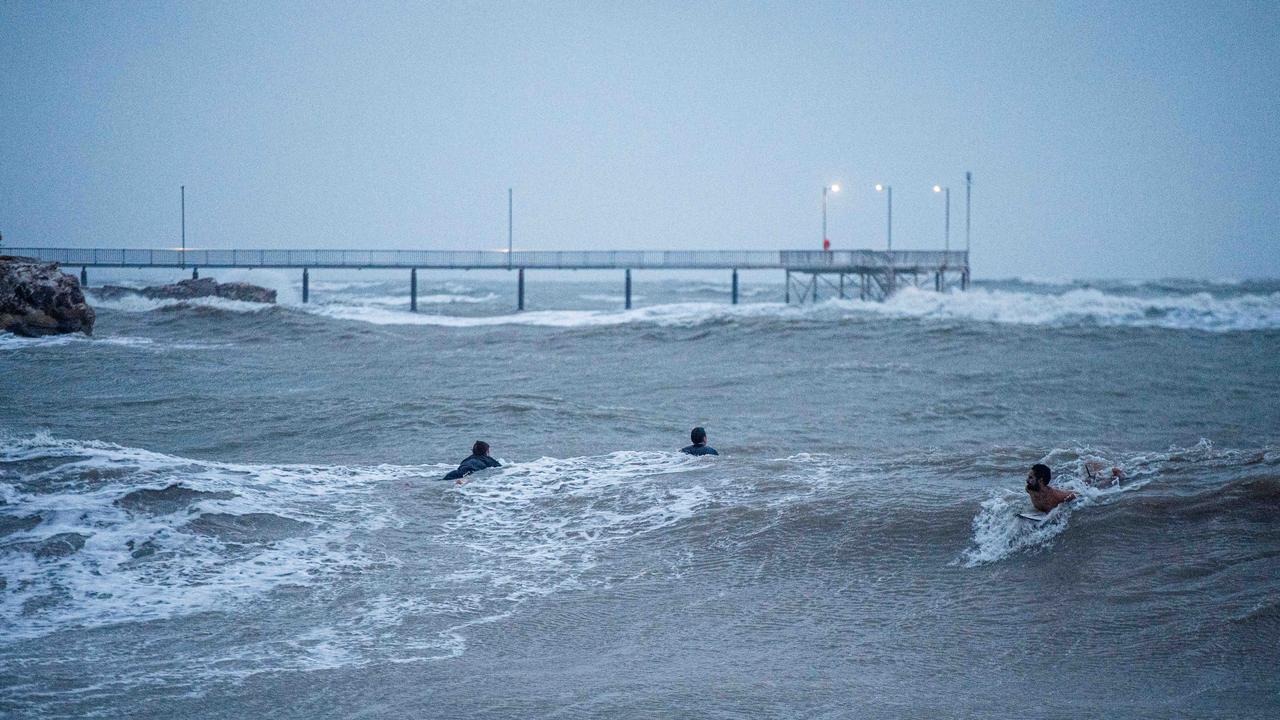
[2,1,1277,278]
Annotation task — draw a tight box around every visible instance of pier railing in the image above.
[6,247,968,271]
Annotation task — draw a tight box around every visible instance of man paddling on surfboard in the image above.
[1026,463,1076,512]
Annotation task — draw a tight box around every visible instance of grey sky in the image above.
[2,0,1277,278]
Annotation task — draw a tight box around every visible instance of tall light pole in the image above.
[875,184,892,251]
[822,183,840,249]
[507,187,513,270]
[180,185,185,268]
[964,171,972,254]
[933,184,950,252]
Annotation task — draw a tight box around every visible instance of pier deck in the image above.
[5,247,970,308]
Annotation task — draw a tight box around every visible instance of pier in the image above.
[8,247,969,309]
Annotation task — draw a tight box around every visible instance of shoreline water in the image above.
[2,274,1278,718]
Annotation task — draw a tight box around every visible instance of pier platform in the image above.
[5,247,969,309]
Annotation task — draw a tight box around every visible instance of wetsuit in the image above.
[681,443,718,456]
[443,454,501,481]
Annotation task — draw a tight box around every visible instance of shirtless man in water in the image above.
[1025,463,1077,512]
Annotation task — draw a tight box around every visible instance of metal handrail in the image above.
[4,247,968,271]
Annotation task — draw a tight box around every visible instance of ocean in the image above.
[2,271,1278,718]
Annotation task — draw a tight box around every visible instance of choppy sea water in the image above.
[2,272,1278,718]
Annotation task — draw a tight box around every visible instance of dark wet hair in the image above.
[1031,463,1051,484]
[473,440,490,456]
[690,427,707,444]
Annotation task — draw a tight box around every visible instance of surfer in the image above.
[1025,463,1076,512]
[1085,460,1125,486]
[443,441,501,483]
[681,427,718,456]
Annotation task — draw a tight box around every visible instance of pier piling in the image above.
[410,268,417,313]
[302,268,309,303]
[625,269,632,310]
[80,267,87,286]
[192,267,199,280]
[812,274,818,303]
[517,268,525,311]
[785,270,791,303]
[731,269,739,305]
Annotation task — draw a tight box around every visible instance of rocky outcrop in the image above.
[0,256,96,336]
[96,277,276,304]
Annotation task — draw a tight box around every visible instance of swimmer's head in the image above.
[473,440,490,456]
[690,427,707,445]
[1028,463,1051,488]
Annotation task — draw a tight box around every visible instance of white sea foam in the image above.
[332,292,498,307]
[86,292,276,314]
[956,443,1217,566]
[579,293,646,303]
[433,451,714,655]
[0,436,730,675]
[864,286,1280,332]
[0,433,406,643]
[302,300,805,328]
[289,285,1280,332]
[0,333,157,351]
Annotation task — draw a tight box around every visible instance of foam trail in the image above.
[958,443,1205,566]
[85,291,276,315]
[0,433,414,643]
[297,287,1280,332]
[868,287,1280,332]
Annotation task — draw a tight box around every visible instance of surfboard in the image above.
[1017,511,1050,523]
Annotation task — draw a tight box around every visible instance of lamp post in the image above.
[180,185,185,268]
[964,171,972,254]
[875,184,892,251]
[933,184,950,252]
[822,183,840,249]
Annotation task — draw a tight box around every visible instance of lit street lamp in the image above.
[875,184,892,251]
[822,183,840,249]
[933,184,950,252]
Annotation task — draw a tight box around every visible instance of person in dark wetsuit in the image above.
[681,427,718,456]
[443,441,501,483]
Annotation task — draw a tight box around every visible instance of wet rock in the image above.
[213,281,276,304]
[126,538,159,559]
[0,256,95,336]
[0,514,42,538]
[94,285,137,301]
[147,277,275,303]
[185,512,312,543]
[94,277,276,304]
[32,532,87,559]
[115,484,235,515]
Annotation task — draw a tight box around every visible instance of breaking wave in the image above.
[869,287,1280,332]
[292,286,1280,333]
[958,439,1273,566]
[0,433,404,643]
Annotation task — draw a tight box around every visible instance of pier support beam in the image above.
[410,268,417,313]
[839,273,844,299]
[517,268,525,311]
[80,267,87,286]
[302,268,309,303]
[785,270,791,304]
[625,269,632,309]
[962,270,970,290]
[731,269,739,305]
[812,273,818,303]
[192,267,199,280]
